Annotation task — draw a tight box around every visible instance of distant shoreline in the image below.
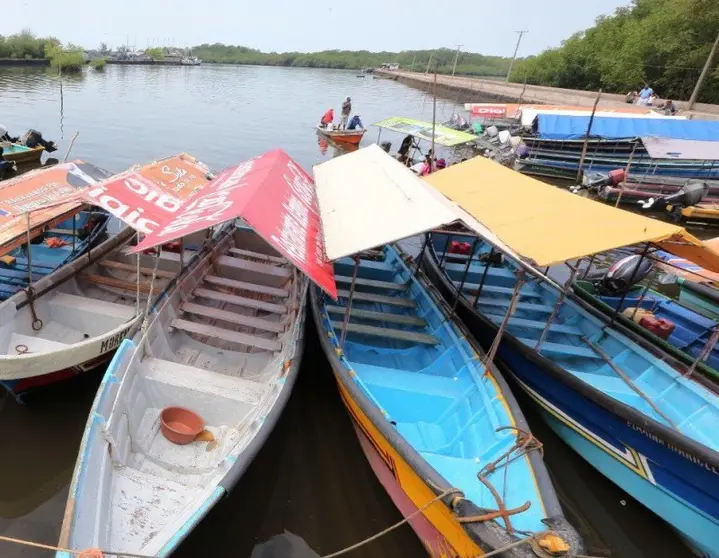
[0,58,50,67]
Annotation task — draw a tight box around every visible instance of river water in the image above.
[0,65,692,557]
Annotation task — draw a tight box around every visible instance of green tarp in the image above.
[373,116,477,147]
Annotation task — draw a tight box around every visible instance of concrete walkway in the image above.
[378,70,719,121]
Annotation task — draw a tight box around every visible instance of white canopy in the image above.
[642,136,719,161]
[520,108,686,127]
[313,144,459,261]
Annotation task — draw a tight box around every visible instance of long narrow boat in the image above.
[572,279,719,383]
[423,232,719,557]
[0,226,211,401]
[316,125,366,145]
[311,245,582,557]
[421,155,719,556]
[309,145,582,557]
[57,225,308,557]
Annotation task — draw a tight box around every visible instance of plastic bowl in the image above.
[160,406,204,445]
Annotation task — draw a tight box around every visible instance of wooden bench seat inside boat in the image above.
[216,255,291,279]
[202,275,289,298]
[353,363,464,398]
[483,313,583,336]
[98,259,176,278]
[454,281,543,300]
[325,305,427,327]
[330,320,438,345]
[227,247,285,265]
[335,275,409,291]
[442,261,517,287]
[170,319,282,352]
[336,289,416,308]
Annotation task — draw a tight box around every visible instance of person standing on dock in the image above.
[637,84,654,105]
[341,97,352,129]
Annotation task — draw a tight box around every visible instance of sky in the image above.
[2,0,632,56]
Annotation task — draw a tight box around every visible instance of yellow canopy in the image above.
[424,156,719,272]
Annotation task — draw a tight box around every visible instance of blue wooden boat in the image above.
[423,231,719,557]
[311,245,583,557]
[573,279,719,384]
[0,210,110,301]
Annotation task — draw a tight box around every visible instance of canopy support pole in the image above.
[413,234,431,279]
[472,247,494,307]
[450,237,479,317]
[536,266,578,350]
[482,270,526,373]
[439,233,452,267]
[340,255,360,349]
[576,89,602,182]
[685,327,719,378]
[583,336,678,430]
[580,255,596,279]
[26,213,32,287]
[72,214,76,252]
[609,243,651,327]
[180,237,185,270]
[615,142,639,208]
[629,268,660,322]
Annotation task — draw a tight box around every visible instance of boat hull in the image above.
[423,252,719,558]
[3,145,44,164]
[316,126,365,145]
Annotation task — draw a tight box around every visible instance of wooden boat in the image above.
[316,125,365,145]
[310,245,582,557]
[676,277,719,320]
[667,202,719,226]
[0,210,111,301]
[423,231,719,556]
[0,226,211,401]
[572,279,719,383]
[58,224,307,557]
[1,143,45,164]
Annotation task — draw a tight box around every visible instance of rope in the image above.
[25,286,43,331]
[0,534,154,557]
[320,487,462,557]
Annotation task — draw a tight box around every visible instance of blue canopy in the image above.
[535,114,719,142]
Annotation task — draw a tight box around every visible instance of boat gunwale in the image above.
[310,246,580,555]
[424,239,719,470]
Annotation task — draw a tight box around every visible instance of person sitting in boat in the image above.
[346,115,363,130]
[662,99,678,115]
[319,108,335,128]
[0,125,19,143]
[397,134,416,165]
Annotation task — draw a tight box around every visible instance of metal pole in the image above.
[616,142,639,208]
[482,271,526,371]
[431,70,437,165]
[536,266,578,350]
[180,237,184,270]
[577,89,602,182]
[72,214,76,252]
[472,248,494,307]
[450,238,479,316]
[580,255,596,279]
[688,31,719,111]
[340,256,360,349]
[505,30,528,82]
[413,234,431,278]
[425,52,434,75]
[451,44,463,77]
[26,213,32,286]
[63,131,80,162]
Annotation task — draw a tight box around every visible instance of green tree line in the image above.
[511,0,719,103]
[0,29,59,59]
[191,45,511,77]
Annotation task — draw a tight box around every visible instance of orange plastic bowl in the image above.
[160,407,204,445]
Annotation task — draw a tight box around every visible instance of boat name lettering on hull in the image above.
[627,420,718,474]
[100,327,131,354]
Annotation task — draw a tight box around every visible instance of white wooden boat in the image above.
[0,226,213,400]
[57,225,307,557]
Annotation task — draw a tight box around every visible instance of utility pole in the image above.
[688,31,719,110]
[506,30,529,82]
[451,44,463,77]
[425,52,434,75]
[410,54,416,72]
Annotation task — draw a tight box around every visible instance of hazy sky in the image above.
[3,0,631,56]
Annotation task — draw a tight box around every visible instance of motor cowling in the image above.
[591,254,653,296]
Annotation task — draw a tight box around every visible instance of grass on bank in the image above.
[91,58,106,70]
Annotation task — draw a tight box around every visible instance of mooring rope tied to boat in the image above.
[0,534,155,557]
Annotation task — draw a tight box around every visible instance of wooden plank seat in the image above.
[181,302,284,333]
[453,281,543,300]
[227,247,286,265]
[329,321,439,345]
[193,288,287,314]
[81,274,168,293]
[98,260,176,278]
[325,305,427,327]
[336,289,416,308]
[474,297,555,314]
[170,318,281,352]
[335,275,408,291]
[203,275,289,298]
[216,255,291,279]
[517,338,602,359]
[484,314,583,336]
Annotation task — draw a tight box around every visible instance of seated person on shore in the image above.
[662,99,678,115]
[346,115,364,130]
[319,108,335,128]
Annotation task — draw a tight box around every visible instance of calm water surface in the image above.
[0,65,692,557]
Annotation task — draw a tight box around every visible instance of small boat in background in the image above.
[1,144,45,164]
[310,146,583,557]
[316,125,366,145]
[58,225,308,557]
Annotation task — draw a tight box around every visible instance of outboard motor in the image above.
[639,180,708,211]
[22,129,57,152]
[379,141,392,153]
[587,254,654,296]
[569,168,625,194]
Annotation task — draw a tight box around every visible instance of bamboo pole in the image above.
[576,89,602,182]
